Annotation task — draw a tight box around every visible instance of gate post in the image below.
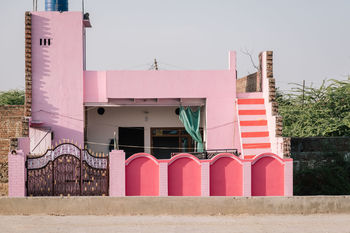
[8,150,26,197]
[109,150,125,196]
[284,159,293,196]
[201,161,210,196]
[242,161,252,197]
[159,161,168,196]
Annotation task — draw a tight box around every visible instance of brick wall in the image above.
[25,12,32,119]
[0,105,24,196]
[236,72,261,93]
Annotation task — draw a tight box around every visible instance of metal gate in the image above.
[26,143,109,196]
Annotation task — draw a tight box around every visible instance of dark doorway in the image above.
[119,127,144,158]
[153,137,180,159]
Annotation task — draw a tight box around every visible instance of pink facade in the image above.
[31,12,84,146]
[84,69,237,151]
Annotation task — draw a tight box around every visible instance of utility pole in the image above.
[82,0,85,14]
[33,0,37,11]
[302,80,305,108]
[154,59,158,70]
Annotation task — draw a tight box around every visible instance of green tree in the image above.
[277,77,350,137]
[0,89,25,105]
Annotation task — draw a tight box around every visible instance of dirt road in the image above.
[0,214,349,233]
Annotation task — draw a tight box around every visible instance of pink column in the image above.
[18,137,30,156]
[201,161,210,196]
[159,161,168,196]
[242,161,251,197]
[8,150,26,197]
[109,150,125,196]
[284,160,293,196]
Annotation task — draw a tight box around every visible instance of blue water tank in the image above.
[57,0,68,11]
[45,0,56,11]
[45,0,68,11]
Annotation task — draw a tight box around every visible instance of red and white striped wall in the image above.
[236,92,272,159]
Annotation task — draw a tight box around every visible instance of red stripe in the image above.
[244,155,256,159]
[238,110,266,115]
[241,131,269,138]
[243,143,271,149]
[240,120,267,126]
[237,99,264,105]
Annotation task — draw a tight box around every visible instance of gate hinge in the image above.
[25,161,28,169]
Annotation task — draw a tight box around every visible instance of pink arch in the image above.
[168,154,201,196]
[210,153,243,196]
[126,153,159,196]
[251,153,284,196]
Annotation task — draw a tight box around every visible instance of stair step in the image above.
[237,92,263,99]
[237,104,265,110]
[241,137,270,144]
[238,115,266,121]
[237,99,264,105]
[241,131,269,138]
[239,110,266,115]
[243,148,272,156]
[240,126,269,132]
[242,143,271,149]
[240,120,267,126]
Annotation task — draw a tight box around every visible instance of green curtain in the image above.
[179,106,204,152]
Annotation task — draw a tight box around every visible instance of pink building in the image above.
[8,3,292,197]
[28,10,289,159]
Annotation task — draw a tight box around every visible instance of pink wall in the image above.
[168,155,201,196]
[125,154,159,196]
[210,155,243,196]
[251,154,285,196]
[84,71,107,103]
[84,52,237,150]
[31,12,84,146]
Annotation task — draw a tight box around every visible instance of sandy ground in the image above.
[0,215,349,233]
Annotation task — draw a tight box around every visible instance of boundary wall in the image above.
[8,144,293,197]
[109,150,293,197]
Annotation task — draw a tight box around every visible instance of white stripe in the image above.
[241,137,270,144]
[240,126,269,132]
[238,115,266,121]
[237,92,263,99]
[237,104,265,110]
[243,148,272,156]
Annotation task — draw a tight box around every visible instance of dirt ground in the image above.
[0,214,349,233]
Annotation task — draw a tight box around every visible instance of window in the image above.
[40,38,52,47]
[151,127,203,159]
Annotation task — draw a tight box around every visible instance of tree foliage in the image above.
[0,89,25,105]
[277,77,350,137]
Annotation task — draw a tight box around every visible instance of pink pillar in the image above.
[242,161,251,197]
[109,150,125,196]
[201,161,210,196]
[159,161,168,196]
[18,137,30,156]
[8,150,26,197]
[284,160,293,196]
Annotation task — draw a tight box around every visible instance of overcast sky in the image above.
[1,0,349,92]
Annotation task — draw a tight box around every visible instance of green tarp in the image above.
[179,106,204,152]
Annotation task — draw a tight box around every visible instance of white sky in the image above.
[1,0,349,92]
